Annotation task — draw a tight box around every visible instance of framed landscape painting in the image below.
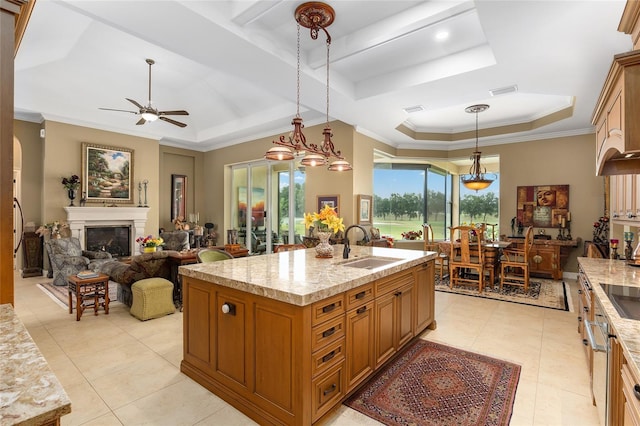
[82,143,133,204]
[357,194,372,225]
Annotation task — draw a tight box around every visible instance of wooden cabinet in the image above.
[610,173,640,223]
[415,261,435,332]
[181,261,435,425]
[374,270,415,368]
[577,268,592,370]
[345,284,374,392]
[593,50,640,176]
[507,239,577,280]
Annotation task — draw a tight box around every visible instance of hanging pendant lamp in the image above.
[265,2,351,171]
[461,104,494,191]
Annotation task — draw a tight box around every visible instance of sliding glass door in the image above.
[231,160,305,254]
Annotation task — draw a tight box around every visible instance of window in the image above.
[459,174,500,239]
[373,164,451,240]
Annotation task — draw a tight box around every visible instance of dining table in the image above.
[437,240,512,287]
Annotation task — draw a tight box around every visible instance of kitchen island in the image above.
[179,245,436,425]
[578,257,640,425]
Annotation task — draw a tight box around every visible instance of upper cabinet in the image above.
[592,50,640,176]
[593,1,640,176]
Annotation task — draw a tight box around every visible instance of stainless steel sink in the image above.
[340,256,402,270]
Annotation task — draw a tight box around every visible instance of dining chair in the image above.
[500,226,534,292]
[448,225,485,292]
[274,244,307,253]
[423,224,448,279]
[197,248,233,263]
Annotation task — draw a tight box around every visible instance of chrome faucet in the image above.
[342,225,370,259]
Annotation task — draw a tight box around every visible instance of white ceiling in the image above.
[14,0,632,154]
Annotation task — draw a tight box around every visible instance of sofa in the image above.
[100,251,174,306]
[45,237,113,286]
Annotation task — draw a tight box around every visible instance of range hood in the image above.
[592,50,640,176]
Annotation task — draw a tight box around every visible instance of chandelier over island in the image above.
[265,2,352,172]
[461,104,495,191]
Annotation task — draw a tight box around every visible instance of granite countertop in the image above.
[179,245,436,306]
[0,304,71,425]
[578,257,640,379]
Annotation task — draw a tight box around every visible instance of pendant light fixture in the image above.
[265,2,352,172]
[461,104,494,191]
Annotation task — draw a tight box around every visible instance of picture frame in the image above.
[317,195,340,215]
[357,194,372,225]
[171,174,187,222]
[516,184,569,228]
[81,143,134,204]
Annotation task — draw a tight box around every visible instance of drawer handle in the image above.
[323,383,337,396]
[322,351,336,363]
[634,384,640,401]
[394,291,402,297]
[357,306,367,315]
[322,327,336,338]
[355,291,366,300]
[322,303,336,313]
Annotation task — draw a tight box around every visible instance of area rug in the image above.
[37,281,118,310]
[435,275,571,312]
[344,339,521,426]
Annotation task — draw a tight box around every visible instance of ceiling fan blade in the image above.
[135,117,146,126]
[126,98,144,109]
[159,116,187,128]
[99,107,138,114]
[158,110,189,116]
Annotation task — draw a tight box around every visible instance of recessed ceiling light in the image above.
[403,105,425,114]
[435,31,449,41]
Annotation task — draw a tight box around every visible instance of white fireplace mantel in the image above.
[65,207,149,254]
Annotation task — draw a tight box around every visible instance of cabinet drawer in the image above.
[375,269,414,296]
[312,315,345,351]
[311,338,345,378]
[345,283,373,310]
[312,363,344,422]
[622,363,640,424]
[311,293,345,327]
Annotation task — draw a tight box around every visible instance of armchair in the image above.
[45,237,113,286]
[100,251,173,306]
[160,230,190,251]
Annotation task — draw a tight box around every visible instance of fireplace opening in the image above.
[86,225,131,258]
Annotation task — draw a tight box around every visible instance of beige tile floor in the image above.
[11,272,600,425]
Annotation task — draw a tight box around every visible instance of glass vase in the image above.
[315,231,334,258]
[68,188,77,206]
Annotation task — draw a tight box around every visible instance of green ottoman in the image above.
[130,278,175,321]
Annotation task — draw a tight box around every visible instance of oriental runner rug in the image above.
[344,339,521,426]
[435,275,571,312]
[37,281,118,309]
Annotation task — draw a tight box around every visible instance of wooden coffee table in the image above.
[67,273,110,321]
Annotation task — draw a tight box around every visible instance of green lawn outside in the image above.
[373,215,500,241]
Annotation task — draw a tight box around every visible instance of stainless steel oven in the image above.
[585,294,609,426]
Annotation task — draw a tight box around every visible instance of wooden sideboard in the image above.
[505,238,580,280]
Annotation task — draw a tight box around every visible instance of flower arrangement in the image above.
[401,230,422,240]
[136,235,164,248]
[62,175,80,191]
[382,235,394,247]
[35,221,69,238]
[592,216,609,245]
[304,204,345,234]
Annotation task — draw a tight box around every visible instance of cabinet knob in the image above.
[628,212,637,219]
[634,384,640,401]
[221,303,236,315]
[533,254,542,264]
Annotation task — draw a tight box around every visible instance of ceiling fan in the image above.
[99,58,189,128]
